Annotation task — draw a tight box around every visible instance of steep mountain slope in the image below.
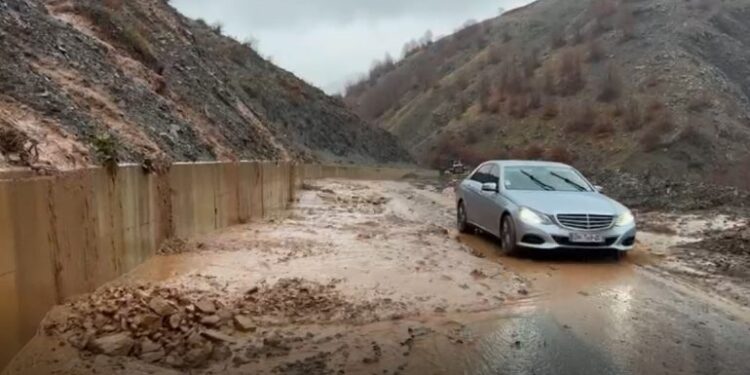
[0,0,410,170]
[346,0,750,187]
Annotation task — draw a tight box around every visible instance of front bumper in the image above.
[515,219,636,251]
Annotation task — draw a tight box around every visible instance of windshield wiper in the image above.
[521,170,555,191]
[549,172,587,192]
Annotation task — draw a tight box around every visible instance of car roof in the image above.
[483,160,572,168]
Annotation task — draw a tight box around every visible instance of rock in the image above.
[140,338,162,353]
[233,315,256,332]
[87,333,135,356]
[168,314,182,330]
[195,298,216,314]
[134,313,162,331]
[149,297,176,316]
[211,344,232,361]
[200,315,221,326]
[140,348,166,363]
[165,354,184,368]
[202,329,236,343]
[184,342,214,367]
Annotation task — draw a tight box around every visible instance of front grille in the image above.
[553,236,618,247]
[556,214,615,231]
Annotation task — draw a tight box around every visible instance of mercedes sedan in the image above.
[455,160,636,258]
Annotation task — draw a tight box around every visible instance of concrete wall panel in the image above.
[9,178,59,341]
[0,182,15,276]
[0,273,20,370]
[49,172,96,299]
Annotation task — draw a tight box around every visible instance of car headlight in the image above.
[615,211,635,227]
[519,207,551,225]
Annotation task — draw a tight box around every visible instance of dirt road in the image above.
[4,179,750,374]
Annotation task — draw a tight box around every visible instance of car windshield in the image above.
[504,166,592,192]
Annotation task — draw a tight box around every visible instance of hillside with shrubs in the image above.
[0,0,410,171]
[345,0,750,188]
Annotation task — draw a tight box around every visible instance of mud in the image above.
[4,179,526,374]
[636,211,750,306]
[4,179,749,375]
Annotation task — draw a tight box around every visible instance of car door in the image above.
[463,164,491,226]
[476,164,501,232]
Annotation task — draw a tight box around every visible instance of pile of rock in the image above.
[588,169,750,212]
[687,224,750,257]
[42,278,390,369]
[238,278,382,324]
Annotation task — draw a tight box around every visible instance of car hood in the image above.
[504,191,625,215]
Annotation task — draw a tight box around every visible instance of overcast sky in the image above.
[172,0,532,94]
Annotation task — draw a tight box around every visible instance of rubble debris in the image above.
[86,333,134,356]
[43,278,395,369]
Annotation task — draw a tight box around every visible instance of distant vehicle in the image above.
[455,160,636,258]
[449,160,466,175]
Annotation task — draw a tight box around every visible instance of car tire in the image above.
[501,215,519,254]
[457,201,474,233]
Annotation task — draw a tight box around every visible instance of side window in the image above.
[489,166,500,184]
[470,165,491,183]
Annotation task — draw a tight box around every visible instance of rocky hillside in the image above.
[0,0,410,170]
[345,0,750,188]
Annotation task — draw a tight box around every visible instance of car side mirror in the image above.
[594,185,603,193]
[482,182,499,193]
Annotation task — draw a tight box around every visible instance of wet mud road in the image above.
[446,235,750,375]
[4,179,750,375]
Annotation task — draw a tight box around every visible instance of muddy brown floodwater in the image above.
[4,179,750,375]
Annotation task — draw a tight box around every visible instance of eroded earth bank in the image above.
[4,179,750,375]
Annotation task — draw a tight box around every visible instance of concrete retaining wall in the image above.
[0,161,434,369]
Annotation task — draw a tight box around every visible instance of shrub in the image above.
[542,67,556,95]
[597,64,622,102]
[507,95,529,119]
[523,49,541,78]
[617,6,636,41]
[623,99,643,131]
[586,38,605,63]
[593,121,615,137]
[546,146,575,163]
[687,92,712,112]
[641,127,663,152]
[558,49,585,95]
[542,98,559,120]
[487,43,503,65]
[644,99,665,122]
[550,33,566,49]
[566,104,596,132]
[528,91,542,110]
[92,132,120,173]
[523,145,545,160]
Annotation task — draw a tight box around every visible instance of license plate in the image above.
[570,232,604,243]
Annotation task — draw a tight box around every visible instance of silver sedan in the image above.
[455,160,636,258]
